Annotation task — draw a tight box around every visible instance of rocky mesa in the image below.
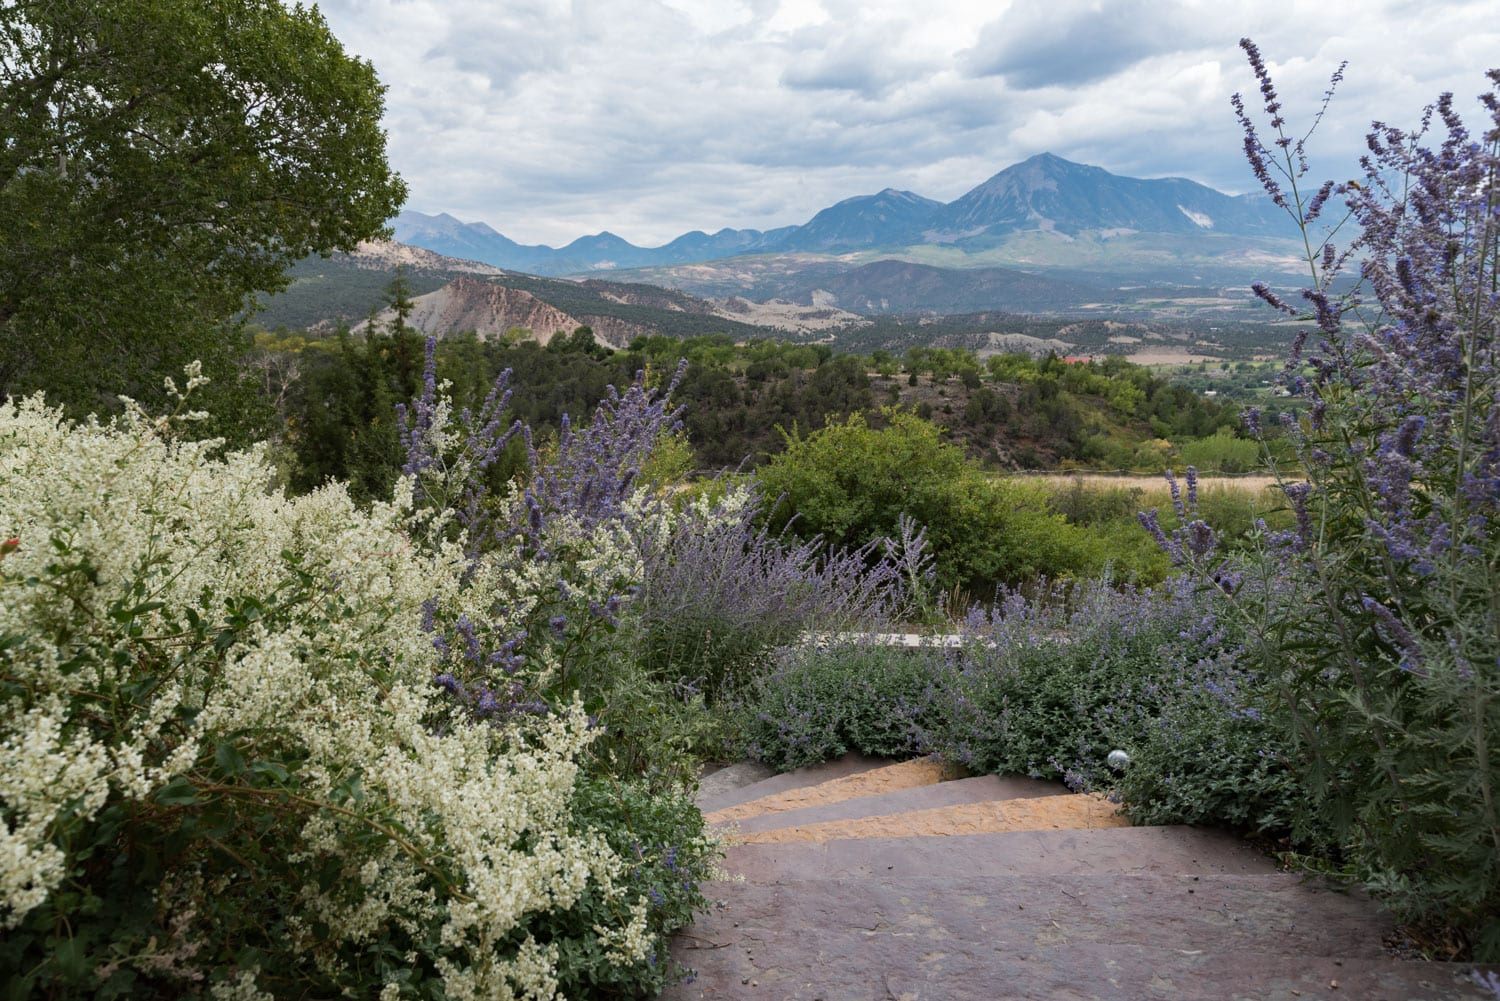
[356,276,584,346]
[353,275,668,348]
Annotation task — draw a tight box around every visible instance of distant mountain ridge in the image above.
[395,153,1283,276]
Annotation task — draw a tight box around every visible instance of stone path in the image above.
[662,755,1491,1001]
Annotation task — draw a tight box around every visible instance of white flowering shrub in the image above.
[0,390,712,999]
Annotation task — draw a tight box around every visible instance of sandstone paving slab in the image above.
[697,753,892,815]
[663,934,1487,1001]
[664,877,1490,1000]
[695,761,775,807]
[685,874,1404,962]
[728,775,1070,834]
[706,757,954,825]
[719,826,1281,883]
[728,792,1128,844]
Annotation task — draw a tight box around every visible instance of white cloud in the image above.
[314,0,1500,246]
[963,0,1213,88]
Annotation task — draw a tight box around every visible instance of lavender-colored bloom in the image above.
[1138,468,1220,565]
[521,361,687,550]
[1280,482,1313,552]
[1303,180,1336,225]
[635,480,908,699]
[1251,281,1298,315]
[398,336,523,549]
[1360,596,1424,674]
[1222,43,1500,938]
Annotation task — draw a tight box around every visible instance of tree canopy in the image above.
[0,0,406,419]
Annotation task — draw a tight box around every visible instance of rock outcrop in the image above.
[356,276,584,346]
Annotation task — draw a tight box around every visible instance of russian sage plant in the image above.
[1162,41,1500,954]
[633,482,917,701]
[398,346,680,738]
[399,341,918,769]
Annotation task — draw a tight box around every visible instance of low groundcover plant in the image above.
[732,574,1309,835]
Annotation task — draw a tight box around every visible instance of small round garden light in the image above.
[1106,749,1131,771]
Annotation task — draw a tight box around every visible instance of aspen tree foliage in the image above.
[0,372,701,999]
[0,0,406,420]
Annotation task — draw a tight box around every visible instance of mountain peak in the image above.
[392,155,1286,273]
[781,187,944,252]
[934,153,1278,242]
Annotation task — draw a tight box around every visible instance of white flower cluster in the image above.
[0,709,109,923]
[0,392,654,998]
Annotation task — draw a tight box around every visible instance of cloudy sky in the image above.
[315,0,1500,248]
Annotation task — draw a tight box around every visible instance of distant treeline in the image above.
[255,256,1305,364]
[255,323,1276,504]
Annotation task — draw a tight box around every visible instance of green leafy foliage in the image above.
[547,773,715,997]
[1179,427,1262,474]
[265,318,1249,496]
[754,409,1126,593]
[0,0,405,424]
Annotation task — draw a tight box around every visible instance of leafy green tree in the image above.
[756,409,1105,593]
[375,264,425,394]
[284,329,405,502]
[0,0,406,422]
[548,324,613,359]
[1179,427,1260,474]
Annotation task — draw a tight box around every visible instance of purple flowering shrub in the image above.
[400,348,676,730]
[395,351,721,992]
[730,637,943,772]
[400,341,920,772]
[935,577,1305,829]
[1167,41,1500,954]
[391,347,935,984]
[633,483,921,704]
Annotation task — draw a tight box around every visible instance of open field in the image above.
[1002,473,1290,526]
[1123,349,1227,365]
[1008,472,1280,494]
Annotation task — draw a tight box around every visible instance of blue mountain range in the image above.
[393,153,1282,276]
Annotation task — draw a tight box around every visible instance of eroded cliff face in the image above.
[345,240,505,276]
[355,276,662,348]
[355,276,578,345]
[415,277,576,344]
[578,315,658,348]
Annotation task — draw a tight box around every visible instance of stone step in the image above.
[694,760,774,805]
[726,774,1069,834]
[685,873,1402,961]
[705,757,955,824]
[719,825,1284,883]
[671,758,1493,999]
[665,934,1486,1001]
[724,791,1129,844]
[695,753,892,815]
